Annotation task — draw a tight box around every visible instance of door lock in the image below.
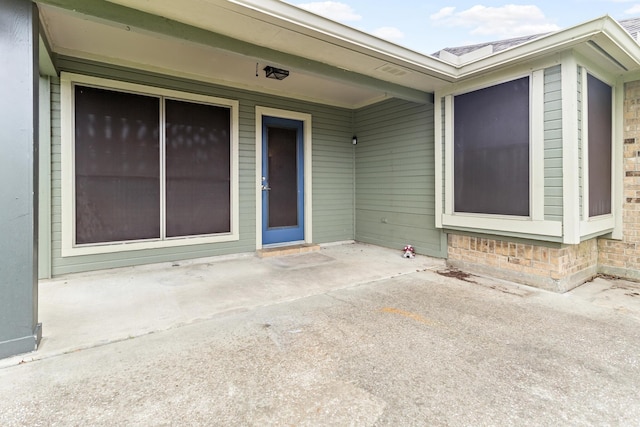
[261,176,271,191]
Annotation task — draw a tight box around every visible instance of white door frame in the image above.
[255,106,313,249]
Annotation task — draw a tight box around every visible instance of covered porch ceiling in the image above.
[37,0,640,109]
[37,0,456,108]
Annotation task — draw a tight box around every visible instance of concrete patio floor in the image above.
[2,243,448,367]
[1,242,640,425]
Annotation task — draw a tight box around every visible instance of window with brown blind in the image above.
[587,74,612,217]
[453,77,530,217]
[73,84,231,246]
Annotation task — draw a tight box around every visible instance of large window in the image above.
[165,99,231,237]
[437,63,616,242]
[587,74,612,217]
[75,86,162,244]
[61,74,239,256]
[453,77,530,216]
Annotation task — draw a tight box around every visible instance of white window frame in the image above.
[60,72,239,257]
[579,66,616,237]
[436,70,562,238]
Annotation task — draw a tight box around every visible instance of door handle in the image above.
[261,176,271,191]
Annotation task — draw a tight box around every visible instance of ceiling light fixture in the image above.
[264,66,289,80]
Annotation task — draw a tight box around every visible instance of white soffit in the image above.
[455,16,640,78]
[40,0,640,102]
[38,4,390,108]
[102,1,640,84]
[102,0,456,89]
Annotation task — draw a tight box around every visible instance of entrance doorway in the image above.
[261,116,304,245]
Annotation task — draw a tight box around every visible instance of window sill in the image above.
[61,233,240,258]
[580,215,614,238]
[441,213,563,238]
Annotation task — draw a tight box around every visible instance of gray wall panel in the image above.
[0,0,41,358]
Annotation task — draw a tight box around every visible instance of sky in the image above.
[283,0,640,54]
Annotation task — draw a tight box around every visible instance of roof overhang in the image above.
[36,0,640,108]
[454,16,640,79]
[37,0,455,107]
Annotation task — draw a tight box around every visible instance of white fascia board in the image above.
[74,2,640,88]
[100,0,456,92]
[38,35,56,76]
[227,6,640,83]
[226,0,458,77]
[600,17,640,66]
[456,16,640,79]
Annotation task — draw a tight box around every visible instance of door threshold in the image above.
[257,243,320,258]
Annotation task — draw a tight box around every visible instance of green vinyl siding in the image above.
[354,98,445,257]
[544,65,563,221]
[50,78,62,269]
[49,57,354,275]
[310,111,355,243]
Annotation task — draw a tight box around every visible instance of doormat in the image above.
[267,252,335,269]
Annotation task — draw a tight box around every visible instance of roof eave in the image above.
[227,5,640,82]
[226,0,458,78]
[455,15,640,78]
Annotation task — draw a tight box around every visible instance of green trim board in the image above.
[544,65,564,222]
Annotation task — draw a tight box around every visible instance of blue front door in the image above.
[262,116,304,245]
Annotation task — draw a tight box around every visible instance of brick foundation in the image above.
[447,235,598,293]
[598,80,640,281]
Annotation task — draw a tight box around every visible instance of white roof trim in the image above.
[226,0,457,75]
[439,45,494,66]
[455,16,640,78]
[220,3,640,79]
[61,2,640,88]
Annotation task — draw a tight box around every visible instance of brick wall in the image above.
[448,235,598,293]
[598,80,640,280]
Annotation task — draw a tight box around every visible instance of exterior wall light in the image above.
[352,136,358,145]
[264,66,289,80]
